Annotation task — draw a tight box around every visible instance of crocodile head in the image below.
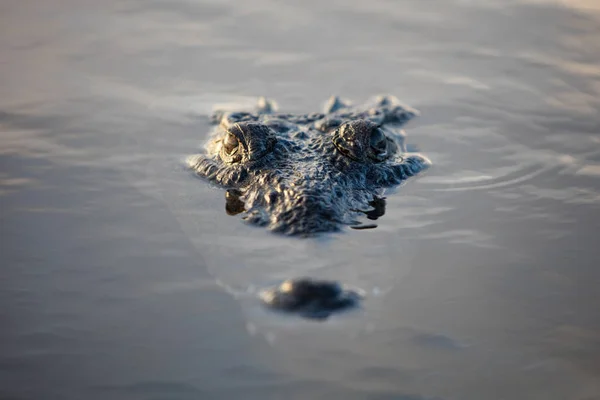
[187,96,430,235]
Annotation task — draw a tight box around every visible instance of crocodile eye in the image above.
[220,122,276,164]
[223,131,240,155]
[333,120,392,163]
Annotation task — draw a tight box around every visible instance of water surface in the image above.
[1,1,600,399]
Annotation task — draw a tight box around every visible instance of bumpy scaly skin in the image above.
[187,95,431,235]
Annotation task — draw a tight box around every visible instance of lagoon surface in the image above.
[1,1,600,399]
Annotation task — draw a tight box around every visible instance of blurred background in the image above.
[1,1,599,399]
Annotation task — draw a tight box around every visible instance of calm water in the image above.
[1,1,600,399]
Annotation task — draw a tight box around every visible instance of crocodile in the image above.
[187,95,430,235]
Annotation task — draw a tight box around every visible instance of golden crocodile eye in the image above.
[223,131,239,155]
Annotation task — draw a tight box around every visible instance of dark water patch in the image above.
[0,394,29,400]
[412,333,468,351]
[0,356,31,373]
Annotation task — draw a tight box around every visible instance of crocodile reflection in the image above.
[188,95,430,235]
[260,278,363,320]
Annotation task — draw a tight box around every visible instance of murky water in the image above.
[2,1,600,399]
